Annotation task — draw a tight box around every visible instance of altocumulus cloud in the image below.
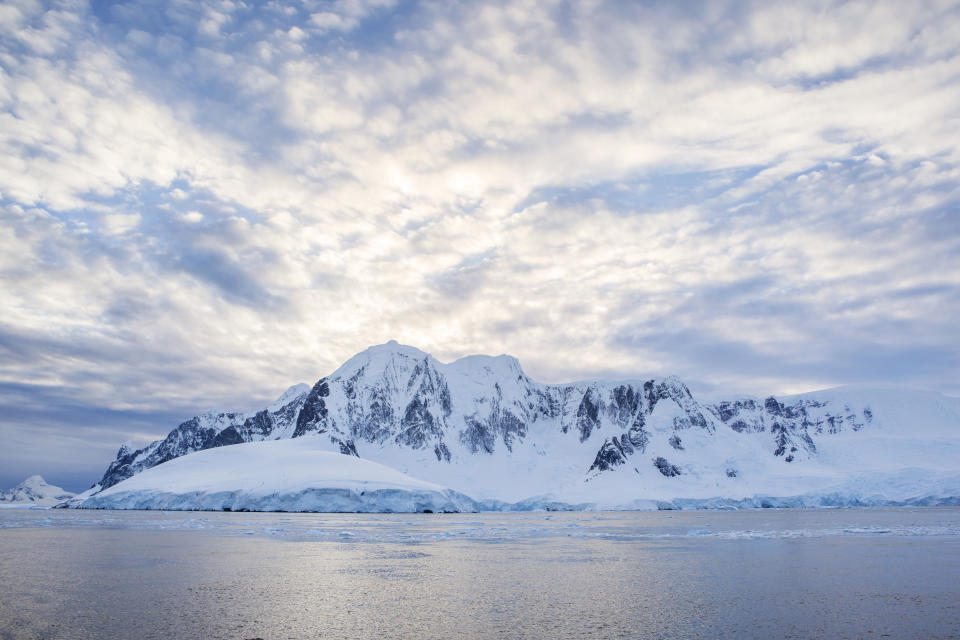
[0,0,958,489]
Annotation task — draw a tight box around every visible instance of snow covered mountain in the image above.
[1,475,75,507]
[83,341,960,510]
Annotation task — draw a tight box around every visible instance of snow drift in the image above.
[77,437,479,513]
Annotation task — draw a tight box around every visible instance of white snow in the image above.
[0,475,75,507]
[268,383,310,412]
[77,437,479,513]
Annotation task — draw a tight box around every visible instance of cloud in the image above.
[0,0,958,486]
[309,0,397,33]
[0,381,191,492]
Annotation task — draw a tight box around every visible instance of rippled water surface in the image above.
[1,507,959,639]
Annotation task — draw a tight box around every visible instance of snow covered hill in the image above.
[79,439,479,513]
[82,341,960,511]
[0,476,75,507]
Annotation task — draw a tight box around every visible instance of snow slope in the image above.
[78,437,479,513]
[82,341,960,511]
[0,476,75,507]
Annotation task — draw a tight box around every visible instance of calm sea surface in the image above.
[1,507,959,639]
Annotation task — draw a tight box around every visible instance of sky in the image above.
[1,0,959,491]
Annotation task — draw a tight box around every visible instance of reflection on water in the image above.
[1,508,958,639]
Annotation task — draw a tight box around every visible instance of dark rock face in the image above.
[337,439,359,457]
[238,410,275,440]
[460,407,527,454]
[713,399,763,432]
[589,437,630,471]
[293,379,331,437]
[395,361,452,448]
[586,378,712,473]
[576,388,601,442]
[212,426,245,448]
[653,456,681,477]
[610,385,642,428]
[708,395,872,461]
[352,383,396,444]
[398,396,441,448]
[588,422,652,473]
[625,421,650,450]
[434,442,451,462]
[457,380,530,454]
[491,391,528,451]
[98,447,144,489]
[651,379,712,432]
[460,417,496,454]
[772,421,789,457]
[764,396,783,416]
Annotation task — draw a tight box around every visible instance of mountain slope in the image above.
[86,341,960,509]
[81,439,479,513]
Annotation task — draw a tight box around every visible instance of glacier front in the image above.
[79,438,480,513]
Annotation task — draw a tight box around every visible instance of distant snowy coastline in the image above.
[63,342,960,513]
[0,475,74,507]
[70,438,960,513]
[68,448,960,514]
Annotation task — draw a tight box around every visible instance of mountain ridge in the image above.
[85,341,960,508]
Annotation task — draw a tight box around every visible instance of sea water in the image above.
[1,507,958,639]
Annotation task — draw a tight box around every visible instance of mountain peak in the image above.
[1,475,75,505]
[270,383,311,411]
[449,353,526,380]
[22,475,46,488]
[331,342,530,378]
[331,341,433,379]
[368,340,426,355]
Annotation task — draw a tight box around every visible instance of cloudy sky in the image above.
[2,0,959,490]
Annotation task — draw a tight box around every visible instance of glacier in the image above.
[78,439,479,513]
[71,341,960,512]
